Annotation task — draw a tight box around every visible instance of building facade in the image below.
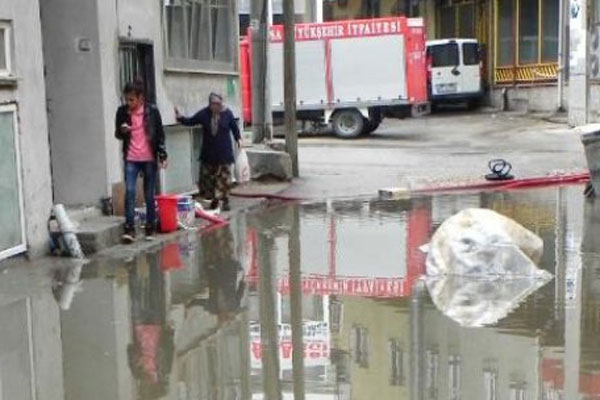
[40,0,242,208]
[0,1,54,260]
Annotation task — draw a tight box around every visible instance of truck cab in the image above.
[426,39,484,107]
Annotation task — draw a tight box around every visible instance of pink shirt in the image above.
[127,106,155,162]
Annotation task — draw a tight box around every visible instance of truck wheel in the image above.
[332,109,364,139]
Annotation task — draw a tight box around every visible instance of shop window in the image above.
[542,0,560,62]
[164,0,235,70]
[496,0,559,67]
[519,0,539,64]
[497,0,515,66]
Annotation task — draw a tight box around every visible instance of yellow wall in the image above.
[335,296,411,400]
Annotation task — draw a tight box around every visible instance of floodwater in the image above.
[1,185,599,400]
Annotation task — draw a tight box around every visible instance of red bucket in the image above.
[156,195,179,233]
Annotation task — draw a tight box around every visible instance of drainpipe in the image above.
[557,0,566,111]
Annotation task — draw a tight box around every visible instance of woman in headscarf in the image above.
[176,93,241,211]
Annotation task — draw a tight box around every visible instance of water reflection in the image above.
[2,185,600,399]
[425,276,552,328]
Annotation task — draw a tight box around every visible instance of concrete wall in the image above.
[40,0,109,206]
[490,83,600,120]
[0,0,54,258]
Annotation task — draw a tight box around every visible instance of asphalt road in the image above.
[282,111,587,199]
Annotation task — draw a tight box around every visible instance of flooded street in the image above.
[2,185,600,399]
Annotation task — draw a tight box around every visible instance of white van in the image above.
[426,39,484,107]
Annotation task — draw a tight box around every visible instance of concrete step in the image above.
[76,216,125,256]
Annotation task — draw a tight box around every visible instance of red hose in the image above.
[230,192,305,201]
[229,172,590,201]
[414,172,590,194]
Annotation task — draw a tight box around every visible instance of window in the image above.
[351,326,369,368]
[483,370,498,400]
[463,43,480,66]
[542,0,560,62]
[458,4,475,38]
[426,350,439,399]
[389,339,405,386]
[0,22,12,76]
[439,8,456,39]
[361,0,381,18]
[0,105,25,259]
[119,43,156,102]
[509,381,526,400]
[519,0,539,64]
[449,355,461,400]
[497,0,515,66]
[496,0,559,67]
[439,2,475,39]
[164,0,235,70]
[429,43,459,67]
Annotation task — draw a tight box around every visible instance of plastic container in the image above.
[156,195,179,233]
[581,124,600,195]
[177,196,195,226]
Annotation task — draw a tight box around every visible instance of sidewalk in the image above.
[73,180,293,259]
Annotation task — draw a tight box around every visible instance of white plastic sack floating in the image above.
[426,208,549,278]
[426,275,551,327]
[235,149,251,183]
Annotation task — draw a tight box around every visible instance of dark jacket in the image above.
[177,107,241,165]
[115,103,168,162]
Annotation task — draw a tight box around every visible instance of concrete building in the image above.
[0,1,54,261]
[40,0,242,208]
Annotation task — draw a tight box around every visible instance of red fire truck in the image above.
[240,17,430,138]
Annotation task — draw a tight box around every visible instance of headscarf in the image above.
[209,92,224,136]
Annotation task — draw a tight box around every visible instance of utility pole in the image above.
[568,0,589,126]
[251,0,273,143]
[557,0,567,111]
[288,205,305,400]
[283,0,299,177]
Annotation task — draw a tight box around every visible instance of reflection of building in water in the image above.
[0,264,64,399]
[330,296,411,400]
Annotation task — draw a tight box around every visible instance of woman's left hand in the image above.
[160,160,168,169]
[236,139,242,149]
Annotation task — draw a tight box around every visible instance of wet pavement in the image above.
[2,184,600,399]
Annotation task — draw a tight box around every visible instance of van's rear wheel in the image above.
[332,109,364,139]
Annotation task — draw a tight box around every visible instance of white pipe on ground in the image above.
[53,204,85,260]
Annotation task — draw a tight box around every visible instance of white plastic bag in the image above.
[235,149,251,183]
[425,208,548,278]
